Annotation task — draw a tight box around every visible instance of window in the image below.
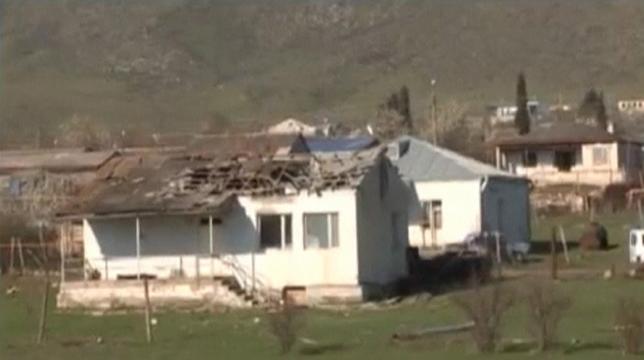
[421,200,442,229]
[592,146,608,166]
[304,213,339,249]
[631,234,637,246]
[523,151,537,167]
[258,214,292,250]
[199,217,221,226]
[554,150,575,172]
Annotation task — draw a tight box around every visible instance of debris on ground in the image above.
[579,221,608,250]
[5,286,19,297]
[392,321,475,341]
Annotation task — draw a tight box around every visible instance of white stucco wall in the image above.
[406,180,482,247]
[84,190,360,291]
[501,142,638,186]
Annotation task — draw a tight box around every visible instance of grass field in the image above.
[2,211,644,359]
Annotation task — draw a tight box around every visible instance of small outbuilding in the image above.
[388,136,531,251]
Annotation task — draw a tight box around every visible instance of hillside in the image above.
[2,0,644,147]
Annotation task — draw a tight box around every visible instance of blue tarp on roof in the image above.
[304,136,379,152]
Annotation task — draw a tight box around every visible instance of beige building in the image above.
[491,123,642,187]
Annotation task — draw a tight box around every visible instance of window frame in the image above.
[303,212,339,249]
[257,213,292,251]
[554,150,575,172]
[421,200,442,229]
[592,145,608,166]
[523,150,537,168]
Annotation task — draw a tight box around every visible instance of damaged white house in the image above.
[57,145,409,308]
[388,136,531,253]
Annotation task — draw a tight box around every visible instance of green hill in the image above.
[2,0,644,147]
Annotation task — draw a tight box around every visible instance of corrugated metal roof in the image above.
[0,149,118,174]
[390,136,518,181]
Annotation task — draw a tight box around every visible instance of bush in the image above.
[615,298,644,355]
[525,279,571,351]
[451,276,515,353]
[267,303,305,354]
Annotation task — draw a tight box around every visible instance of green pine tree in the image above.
[514,72,530,135]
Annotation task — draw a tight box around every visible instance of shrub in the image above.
[615,298,644,355]
[525,279,571,351]
[451,276,515,353]
[267,302,305,354]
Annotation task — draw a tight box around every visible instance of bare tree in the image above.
[451,276,515,353]
[525,279,571,351]
[615,297,644,355]
[418,99,470,145]
[267,302,305,354]
[55,114,112,149]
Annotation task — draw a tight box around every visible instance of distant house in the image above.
[618,99,644,115]
[490,123,642,187]
[57,148,409,308]
[266,118,320,136]
[388,136,530,251]
[487,100,545,126]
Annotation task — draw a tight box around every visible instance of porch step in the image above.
[215,276,260,306]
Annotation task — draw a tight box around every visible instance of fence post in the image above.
[550,227,558,280]
[59,226,65,284]
[143,278,153,343]
[558,225,570,264]
[17,238,25,275]
[195,255,200,288]
[104,257,109,280]
[9,237,15,274]
[36,276,50,344]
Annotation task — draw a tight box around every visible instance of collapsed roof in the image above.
[0,148,118,175]
[58,148,383,219]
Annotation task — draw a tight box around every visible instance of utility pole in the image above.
[430,79,438,144]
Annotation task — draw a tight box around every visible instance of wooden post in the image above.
[59,226,65,283]
[638,199,644,227]
[9,237,15,274]
[143,278,152,343]
[551,227,557,275]
[17,238,25,275]
[36,276,50,344]
[38,222,48,263]
[558,225,570,264]
[195,255,200,287]
[136,217,141,280]
[209,215,214,278]
[104,257,109,280]
[494,232,502,264]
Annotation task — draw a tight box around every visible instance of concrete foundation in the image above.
[57,279,250,309]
